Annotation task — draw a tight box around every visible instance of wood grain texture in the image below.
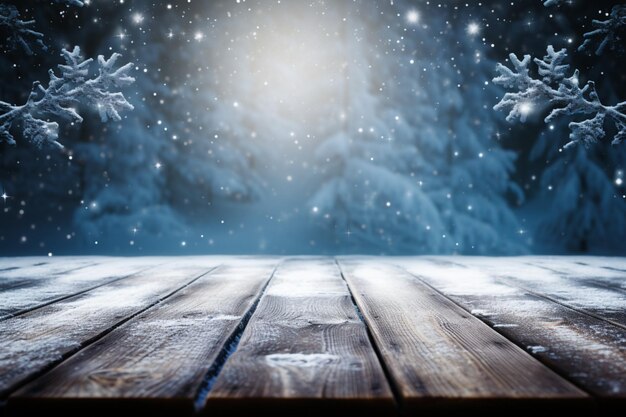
[3,256,626,417]
[443,257,626,328]
[8,259,280,417]
[0,260,220,398]
[339,259,589,416]
[523,256,626,275]
[518,257,626,295]
[0,257,97,272]
[0,258,100,294]
[395,258,626,411]
[206,259,394,417]
[0,257,157,319]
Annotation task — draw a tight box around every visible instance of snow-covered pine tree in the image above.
[426,20,526,254]
[73,41,182,242]
[309,2,445,252]
[308,1,526,254]
[0,1,135,251]
[74,6,269,246]
[529,119,626,252]
[494,7,626,253]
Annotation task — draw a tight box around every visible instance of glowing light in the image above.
[194,31,204,41]
[406,10,419,24]
[519,102,533,116]
[207,4,366,144]
[1,192,8,203]
[467,22,481,35]
[132,13,144,24]
[616,178,624,186]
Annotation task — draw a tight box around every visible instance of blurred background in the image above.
[0,0,624,256]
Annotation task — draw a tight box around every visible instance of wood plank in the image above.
[0,256,108,276]
[396,258,626,411]
[519,257,626,293]
[0,257,158,319]
[527,256,626,272]
[445,257,626,328]
[205,259,394,417]
[0,257,101,292]
[339,259,589,416]
[8,259,280,417]
[0,257,61,272]
[0,256,100,269]
[0,259,221,398]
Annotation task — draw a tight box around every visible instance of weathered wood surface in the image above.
[0,260,220,398]
[1,255,625,417]
[0,257,156,319]
[0,258,100,294]
[441,257,626,328]
[9,260,279,417]
[207,259,394,417]
[338,259,589,415]
[0,257,95,272]
[518,257,626,296]
[395,258,626,404]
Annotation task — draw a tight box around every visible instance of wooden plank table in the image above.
[1,256,624,417]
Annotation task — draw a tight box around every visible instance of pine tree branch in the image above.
[0,46,134,148]
[493,45,626,147]
[578,5,626,56]
[53,0,84,7]
[0,4,46,55]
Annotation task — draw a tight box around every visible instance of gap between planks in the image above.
[393,257,626,412]
[204,258,395,417]
[497,275,626,332]
[0,260,159,321]
[338,258,590,417]
[4,257,622,417]
[191,261,281,410]
[437,258,626,332]
[524,262,626,295]
[335,258,404,410]
[7,260,281,417]
[1,264,222,399]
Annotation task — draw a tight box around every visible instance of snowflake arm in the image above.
[0,46,134,148]
[493,45,626,147]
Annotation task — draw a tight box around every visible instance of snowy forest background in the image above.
[0,0,625,256]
